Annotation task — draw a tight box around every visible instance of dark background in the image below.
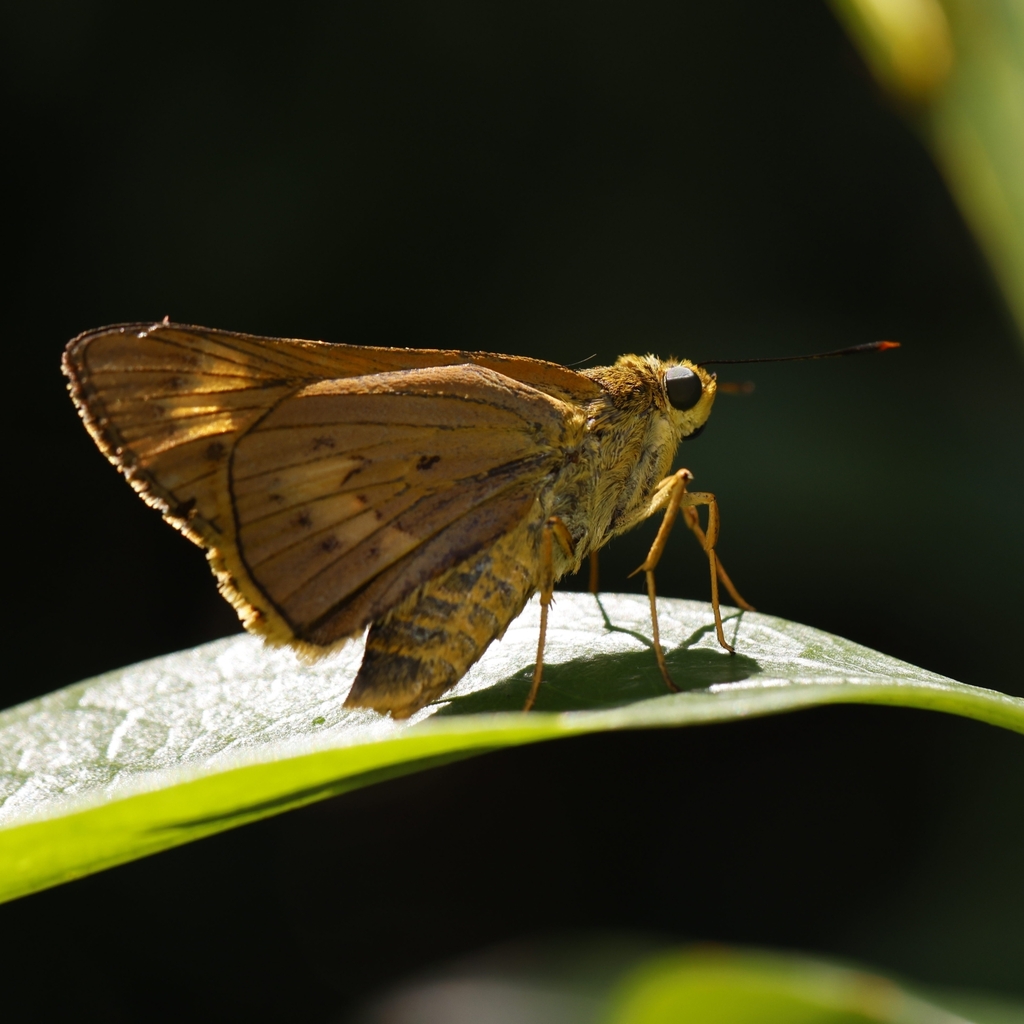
[3,0,1022,1019]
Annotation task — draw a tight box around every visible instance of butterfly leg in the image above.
[630,469,735,693]
[525,516,575,712]
[588,550,600,594]
[680,507,755,611]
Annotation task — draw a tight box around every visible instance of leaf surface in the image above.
[1,594,1020,903]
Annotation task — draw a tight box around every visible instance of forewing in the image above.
[62,322,360,542]
[230,364,573,647]
[64,322,581,648]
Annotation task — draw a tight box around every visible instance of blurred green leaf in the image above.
[608,947,1020,1024]
[2,594,1021,905]
[829,0,1024,346]
[351,937,1024,1022]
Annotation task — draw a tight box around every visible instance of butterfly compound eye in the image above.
[665,365,703,411]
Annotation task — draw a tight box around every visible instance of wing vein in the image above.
[240,475,410,530]
[134,332,311,375]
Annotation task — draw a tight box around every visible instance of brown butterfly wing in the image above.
[62,323,374,536]
[64,323,584,649]
[63,322,350,632]
[230,364,575,647]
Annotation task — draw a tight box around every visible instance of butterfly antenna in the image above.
[565,352,598,368]
[717,381,755,395]
[698,340,899,367]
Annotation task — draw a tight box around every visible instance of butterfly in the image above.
[64,321,754,718]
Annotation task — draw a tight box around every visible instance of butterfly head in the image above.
[586,353,718,440]
[659,358,717,439]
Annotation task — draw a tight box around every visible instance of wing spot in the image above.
[171,497,197,519]
[320,536,340,553]
[294,511,313,528]
[416,454,441,471]
[339,462,363,488]
[312,435,335,450]
[268,493,284,504]
[205,441,226,461]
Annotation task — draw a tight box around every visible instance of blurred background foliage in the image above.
[1,0,1021,1020]
[352,938,1024,1022]
[830,0,1024,341]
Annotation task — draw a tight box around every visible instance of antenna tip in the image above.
[876,340,900,351]
[718,380,756,394]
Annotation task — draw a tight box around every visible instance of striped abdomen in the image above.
[344,517,538,717]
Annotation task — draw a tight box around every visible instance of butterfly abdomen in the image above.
[344,517,538,718]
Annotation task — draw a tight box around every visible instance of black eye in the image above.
[665,366,702,411]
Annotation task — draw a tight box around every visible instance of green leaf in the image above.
[1,594,1021,904]
[828,0,1024,349]
[609,948,961,1023]
[353,936,1024,1022]
[607,946,1024,1024]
